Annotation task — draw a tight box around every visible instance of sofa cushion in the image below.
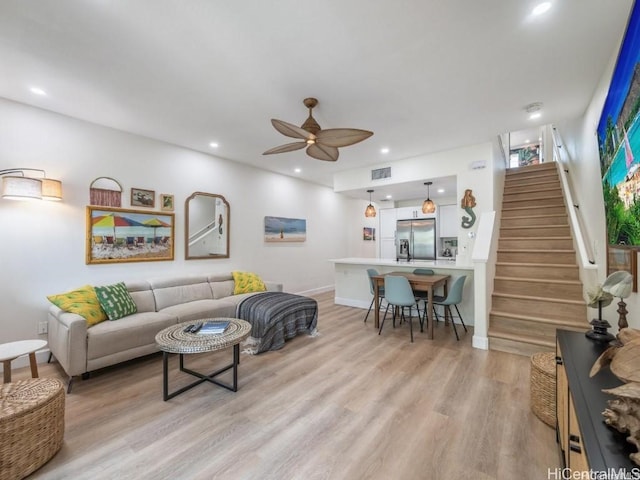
[232,271,267,295]
[150,275,213,310]
[158,298,238,323]
[95,282,138,320]
[47,285,108,327]
[124,280,156,313]
[87,311,176,361]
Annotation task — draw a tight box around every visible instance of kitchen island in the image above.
[330,257,476,339]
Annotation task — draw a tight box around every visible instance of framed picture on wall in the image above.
[363,227,376,241]
[160,194,174,211]
[264,216,306,242]
[131,188,155,208]
[86,206,175,264]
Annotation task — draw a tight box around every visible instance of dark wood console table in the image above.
[556,329,636,473]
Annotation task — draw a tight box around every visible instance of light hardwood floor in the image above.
[17,291,560,480]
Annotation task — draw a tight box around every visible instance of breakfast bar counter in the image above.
[330,257,475,328]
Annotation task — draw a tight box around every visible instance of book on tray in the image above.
[197,320,230,335]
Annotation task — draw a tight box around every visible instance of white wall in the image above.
[0,98,368,344]
[334,142,495,265]
[556,32,640,329]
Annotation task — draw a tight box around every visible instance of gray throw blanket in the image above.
[235,292,318,354]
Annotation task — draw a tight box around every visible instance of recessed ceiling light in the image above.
[437,188,445,194]
[380,148,390,154]
[209,142,219,148]
[294,168,301,173]
[532,2,552,16]
[525,139,530,143]
[529,112,542,120]
[30,87,46,96]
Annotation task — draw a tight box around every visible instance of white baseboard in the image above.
[334,297,369,309]
[294,285,334,296]
[472,335,489,350]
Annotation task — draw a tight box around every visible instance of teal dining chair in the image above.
[432,275,468,340]
[364,269,389,323]
[380,275,421,342]
[412,268,434,328]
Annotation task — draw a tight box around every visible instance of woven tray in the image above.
[530,351,556,427]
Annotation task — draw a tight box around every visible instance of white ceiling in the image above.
[0,1,633,203]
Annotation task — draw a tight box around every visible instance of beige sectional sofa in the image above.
[47,273,282,392]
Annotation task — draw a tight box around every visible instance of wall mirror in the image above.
[185,192,229,259]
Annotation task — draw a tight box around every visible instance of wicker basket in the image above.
[530,352,556,427]
[0,378,65,480]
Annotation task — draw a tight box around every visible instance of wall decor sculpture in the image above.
[460,189,476,229]
[89,177,122,207]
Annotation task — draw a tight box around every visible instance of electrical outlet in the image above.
[38,321,48,334]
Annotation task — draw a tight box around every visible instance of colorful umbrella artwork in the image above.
[92,214,146,241]
[143,218,171,242]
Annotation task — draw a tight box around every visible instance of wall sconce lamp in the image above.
[422,181,436,214]
[364,189,376,218]
[0,169,63,201]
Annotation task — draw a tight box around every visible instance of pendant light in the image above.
[422,181,436,214]
[364,189,376,218]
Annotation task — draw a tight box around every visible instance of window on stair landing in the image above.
[508,127,544,168]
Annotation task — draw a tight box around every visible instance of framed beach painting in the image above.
[264,216,306,242]
[86,206,175,264]
[597,1,640,289]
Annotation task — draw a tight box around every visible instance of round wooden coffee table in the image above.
[155,318,251,401]
[0,340,47,383]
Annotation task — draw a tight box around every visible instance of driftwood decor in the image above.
[590,328,640,465]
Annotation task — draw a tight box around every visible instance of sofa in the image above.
[47,273,282,392]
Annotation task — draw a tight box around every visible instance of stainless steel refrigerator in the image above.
[396,218,436,261]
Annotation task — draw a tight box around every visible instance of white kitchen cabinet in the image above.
[438,204,458,238]
[379,209,396,259]
[395,206,434,220]
[379,208,397,239]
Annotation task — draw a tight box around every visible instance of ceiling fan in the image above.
[263,97,373,162]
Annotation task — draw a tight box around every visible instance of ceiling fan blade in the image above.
[263,142,307,155]
[307,143,339,162]
[271,119,315,141]
[315,128,373,148]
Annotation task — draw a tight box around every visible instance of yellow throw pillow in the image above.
[232,271,267,295]
[47,285,108,327]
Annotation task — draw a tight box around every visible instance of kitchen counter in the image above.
[329,257,473,270]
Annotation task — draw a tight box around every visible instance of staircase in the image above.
[488,162,588,356]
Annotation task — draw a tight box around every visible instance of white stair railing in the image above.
[550,125,597,269]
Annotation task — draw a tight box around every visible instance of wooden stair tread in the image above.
[490,309,588,327]
[498,236,572,240]
[496,263,578,270]
[488,330,556,349]
[497,249,575,253]
[500,214,566,219]
[494,276,582,285]
[492,292,585,305]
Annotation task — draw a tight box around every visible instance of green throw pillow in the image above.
[47,285,108,327]
[94,282,137,320]
[232,271,267,295]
